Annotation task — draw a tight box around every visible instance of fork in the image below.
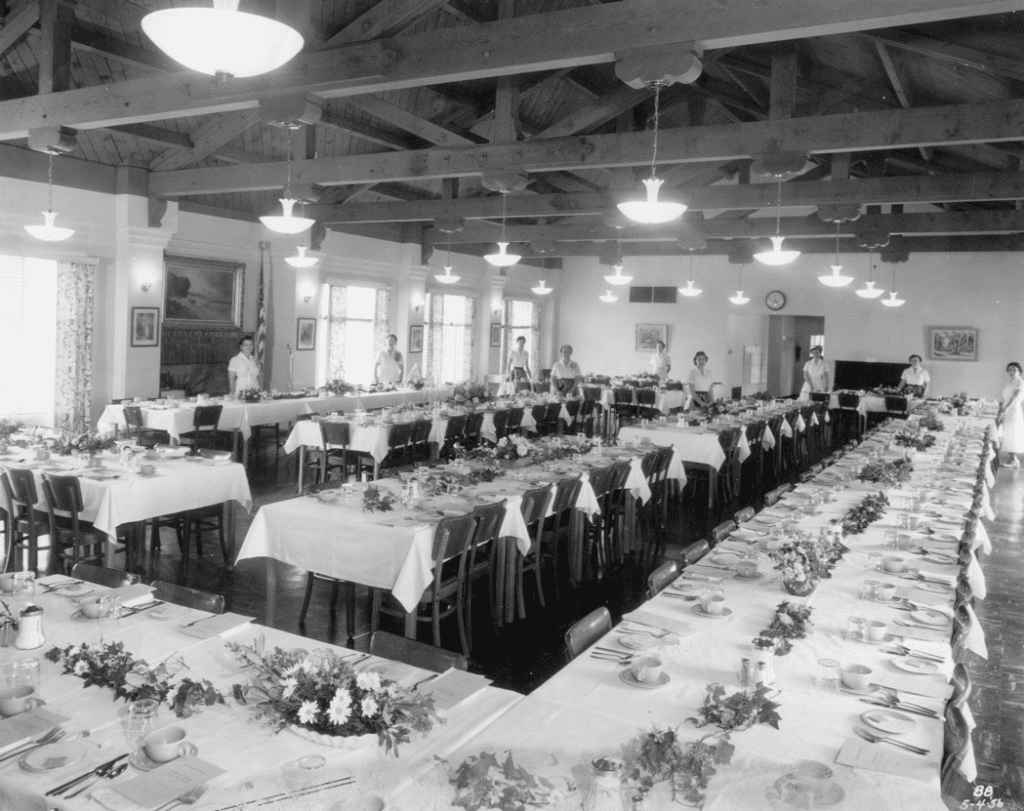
[590,651,635,663]
[0,726,65,764]
[155,784,208,811]
[854,727,929,755]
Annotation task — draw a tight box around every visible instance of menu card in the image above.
[871,672,954,700]
[0,707,70,750]
[622,610,693,637]
[834,737,934,780]
[109,755,225,807]
[178,612,255,639]
[419,669,492,711]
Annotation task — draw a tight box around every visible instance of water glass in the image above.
[814,659,841,692]
[97,595,122,639]
[883,530,898,548]
[12,571,35,597]
[867,552,883,571]
[846,616,867,643]
[125,698,160,750]
[858,580,879,601]
[1,658,41,690]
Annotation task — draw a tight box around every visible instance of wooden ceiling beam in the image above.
[148,109,260,171]
[322,0,450,48]
[103,123,266,164]
[531,84,654,141]
[317,108,414,151]
[67,21,178,73]
[38,0,75,95]
[0,1,39,57]
[861,30,1024,85]
[148,98,1024,196]
[3,0,1017,138]
[344,94,479,147]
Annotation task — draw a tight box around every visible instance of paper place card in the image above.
[178,612,255,639]
[419,668,491,711]
[110,755,225,807]
[622,610,693,637]
[0,707,70,750]
[834,737,934,780]
[106,584,156,607]
[871,672,954,700]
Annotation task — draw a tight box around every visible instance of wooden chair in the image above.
[635,388,659,420]
[576,398,598,438]
[369,630,468,672]
[505,407,524,437]
[940,705,973,809]
[304,420,355,484]
[765,414,786,487]
[410,419,433,462]
[467,500,507,641]
[885,395,909,418]
[949,662,972,717]
[463,411,485,449]
[539,476,583,599]
[740,420,766,507]
[440,414,467,460]
[178,405,224,452]
[710,520,736,547]
[583,463,616,577]
[612,387,635,428]
[70,562,140,588]
[734,506,755,524]
[513,484,554,618]
[646,560,679,599]
[764,486,787,506]
[639,445,674,567]
[41,475,105,571]
[2,468,47,572]
[951,602,972,663]
[682,539,711,566]
[490,409,510,444]
[836,393,862,445]
[179,502,231,568]
[151,580,225,614]
[599,460,634,567]
[374,421,414,476]
[371,513,477,655]
[122,406,170,447]
[562,399,581,433]
[563,606,612,662]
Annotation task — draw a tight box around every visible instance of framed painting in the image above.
[131,307,160,347]
[929,327,978,361]
[635,323,667,352]
[490,323,502,347]
[409,324,424,353]
[296,318,316,350]
[163,254,244,327]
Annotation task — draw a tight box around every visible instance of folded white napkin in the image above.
[966,553,987,601]
[956,732,978,782]
[964,603,988,660]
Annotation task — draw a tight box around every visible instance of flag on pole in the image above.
[255,242,268,368]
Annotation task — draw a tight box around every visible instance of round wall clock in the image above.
[765,290,787,311]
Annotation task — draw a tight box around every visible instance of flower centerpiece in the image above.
[362,484,397,513]
[226,636,439,754]
[768,536,832,595]
[49,431,115,458]
[858,457,913,486]
[444,751,576,811]
[919,413,945,432]
[834,491,888,537]
[449,383,492,409]
[46,642,223,718]
[755,601,814,656]
[0,419,23,448]
[893,430,936,452]
[323,378,355,396]
[467,435,535,468]
[236,387,265,403]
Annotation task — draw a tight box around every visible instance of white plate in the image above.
[732,571,764,581]
[860,710,917,735]
[54,583,94,598]
[890,657,939,675]
[618,633,658,651]
[148,604,190,621]
[20,741,88,772]
[924,553,956,565]
[69,609,98,622]
[910,609,950,627]
[618,670,670,689]
[916,582,952,594]
[690,605,733,619]
[710,553,739,566]
[839,683,880,697]
[128,749,161,772]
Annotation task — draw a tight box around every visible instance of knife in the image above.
[46,753,129,796]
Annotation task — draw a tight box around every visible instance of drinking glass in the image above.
[814,658,841,692]
[97,595,121,641]
[1,658,41,691]
[858,580,879,601]
[883,530,898,549]
[12,571,35,597]
[125,698,160,750]
[867,552,883,571]
[846,616,867,643]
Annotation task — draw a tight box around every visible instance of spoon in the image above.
[65,761,130,798]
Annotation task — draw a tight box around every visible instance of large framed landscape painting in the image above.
[163,254,244,327]
[929,327,978,362]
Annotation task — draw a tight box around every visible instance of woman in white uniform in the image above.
[801,345,830,397]
[997,361,1024,468]
[227,335,261,393]
[650,340,671,379]
[374,334,404,385]
[507,335,532,386]
[899,354,930,397]
[686,351,714,406]
[550,345,582,397]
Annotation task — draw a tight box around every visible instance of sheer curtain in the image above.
[424,293,476,384]
[54,260,95,434]
[503,298,541,378]
[325,285,391,385]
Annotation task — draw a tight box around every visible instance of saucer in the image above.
[148,604,190,621]
[690,605,732,619]
[618,670,670,689]
[860,709,917,735]
[767,777,845,808]
[55,583,94,598]
[910,609,950,627]
[890,657,939,675]
[839,683,880,696]
[923,553,956,565]
[20,740,88,772]
[733,571,764,581]
[710,553,740,566]
[915,582,952,594]
[617,633,658,651]
[69,610,98,622]
[128,749,162,772]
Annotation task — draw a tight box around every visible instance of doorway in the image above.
[767,315,825,397]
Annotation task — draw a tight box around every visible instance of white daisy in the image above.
[361,697,379,718]
[297,700,319,724]
[73,660,89,676]
[280,676,298,699]
[328,690,352,725]
[356,671,381,692]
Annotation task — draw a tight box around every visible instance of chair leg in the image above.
[299,572,315,623]
[455,585,470,656]
[217,506,230,564]
[533,551,545,608]
[369,588,382,633]
[179,520,191,567]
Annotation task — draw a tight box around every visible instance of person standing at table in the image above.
[507,335,532,386]
[228,335,261,393]
[800,345,830,398]
[997,361,1024,468]
[899,354,930,397]
[650,340,671,379]
[374,334,404,385]
[550,344,582,397]
[687,351,714,406]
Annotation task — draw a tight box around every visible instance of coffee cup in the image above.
[144,727,198,763]
[629,656,663,684]
[841,664,873,691]
[876,583,897,602]
[896,533,912,550]
[736,560,758,579]
[866,620,888,642]
[882,556,906,573]
[79,596,104,619]
[0,685,41,716]
[700,595,726,615]
[907,514,921,529]
[0,574,15,594]
[139,464,156,476]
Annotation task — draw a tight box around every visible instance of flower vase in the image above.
[783,578,816,597]
[288,726,379,752]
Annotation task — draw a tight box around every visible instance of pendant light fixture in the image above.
[818,222,853,287]
[753,182,800,266]
[728,263,750,305]
[142,0,303,80]
[678,252,703,297]
[603,242,632,285]
[285,245,318,268]
[434,237,460,284]
[617,84,686,225]
[599,289,618,303]
[532,279,553,296]
[855,251,886,299]
[484,191,522,267]
[260,130,315,235]
[24,153,74,242]
[880,263,906,307]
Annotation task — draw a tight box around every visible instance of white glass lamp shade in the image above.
[24,210,74,242]
[285,246,318,268]
[880,291,906,307]
[604,263,632,286]
[599,289,618,303]
[532,280,553,296]
[728,290,750,305]
[753,235,800,266]
[261,198,315,234]
[617,177,686,225]
[855,280,885,299]
[678,279,702,297]
[434,265,460,284]
[484,241,521,268]
[142,1,303,79]
[818,264,853,287]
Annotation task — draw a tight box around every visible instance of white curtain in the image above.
[54,261,96,434]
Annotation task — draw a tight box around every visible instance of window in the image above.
[503,299,540,378]
[424,292,475,384]
[324,284,391,385]
[0,254,58,425]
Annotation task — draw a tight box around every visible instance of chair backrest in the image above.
[837,392,860,409]
[683,539,711,566]
[42,474,84,517]
[505,408,524,431]
[70,562,140,588]
[809,391,830,403]
[711,520,736,546]
[464,411,484,438]
[369,630,468,672]
[5,467,38,508]
[646,560,679,599]
[582,386,602,402]
[388,421,414,449]
[519,484,553,528]
[949,662,972,711]
[735,506,755,523]
[470,500,507,551]
[940,705,972,787]
[445,414,468,439]
[412,419,432,445]
[612,387,633,405]
[320,420,351,447]
[764,487,785,506]
[798,471,816,483]
[431,512,476,575]
[151,580,225,613]
[564,606,612,662]
[885,395,908,412]
[123,405,145,432]
[951,602,972,662]
[563,399,581,419]
[587,463,616,499]
[531,404,547,425]
[192,405,223,430]
[607,460,633,495]
[491,409,509,436]
[718,427,740,454]
[636,388,656,406]
[549,476,584,515]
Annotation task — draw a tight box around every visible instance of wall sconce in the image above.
[140,282,152,292]
[299,283,315,303]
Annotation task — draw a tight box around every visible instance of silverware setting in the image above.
[46,752,129,796]
[155,784,208,811]
[64,761,129,798]
[884,644,945,662]
[590,651,635,664]
[39,579,83,592]
[0,726,64,764]
[411,673,439,691]
[121,600,165,616]
[854,726,929,755]
[619,623,669,638]
[859,698,939,718]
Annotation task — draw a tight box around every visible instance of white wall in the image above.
[555,251,1024,398]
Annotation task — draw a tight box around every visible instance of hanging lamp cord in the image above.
[774,181,783,236]
[689,251,695,282]
[834,221,841,265]
[284,129,293,198]
[649,83,662,180]
[499,191,508,242]
[47,153,55,213]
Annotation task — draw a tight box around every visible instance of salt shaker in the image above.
[15,604,45,650]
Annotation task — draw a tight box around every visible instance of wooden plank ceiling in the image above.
[3,0,1024,263]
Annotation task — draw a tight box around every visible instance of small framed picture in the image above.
[490,323,502,347]
[929,327,977,361]
[635,323,667,352]
[409,324,424,353]
[296,317,316,351]
[131,307,160,347]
